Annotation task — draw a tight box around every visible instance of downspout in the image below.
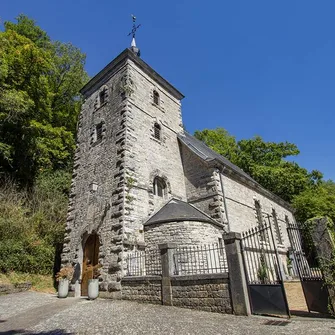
[217,166,231,232]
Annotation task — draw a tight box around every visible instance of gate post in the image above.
[223,232,251,316]
[159,243,176,306]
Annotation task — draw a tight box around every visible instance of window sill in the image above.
[94,102,108,112]
[91,139,104,147]
[150,136,162,144]
[151,102,165,112]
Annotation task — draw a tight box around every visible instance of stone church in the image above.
[61,41,296,296]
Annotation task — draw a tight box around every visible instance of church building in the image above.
[61,35,296,296]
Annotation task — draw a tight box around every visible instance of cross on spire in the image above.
[128,14,141,39]
[127,14,141,56]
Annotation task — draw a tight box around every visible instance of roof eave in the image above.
[80,48,184,100]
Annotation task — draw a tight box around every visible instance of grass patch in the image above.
[0,272,56,293]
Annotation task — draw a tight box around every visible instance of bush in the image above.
[0,170,70,274]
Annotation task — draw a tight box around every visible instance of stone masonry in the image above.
[61,46,297,296]
[61,49,188,296]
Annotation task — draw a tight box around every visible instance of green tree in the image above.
[0,15,88,186]
[194,128,240,163]
[0,170,70,274]
[292,181,335,224]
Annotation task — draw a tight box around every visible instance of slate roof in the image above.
[144,199,222,227]
[177,132,257,184]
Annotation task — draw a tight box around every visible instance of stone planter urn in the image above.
[87,279,99,300]
[58,279,69,298]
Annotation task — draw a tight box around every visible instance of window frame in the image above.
[153,177,167,198]
[99,89,106,105]
[272,209,283,245]
[153,123,161,141]
[153,90,160,106]
[255,200,267,241]
[95,122,103,143]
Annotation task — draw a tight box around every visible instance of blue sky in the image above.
[2,0,335,180]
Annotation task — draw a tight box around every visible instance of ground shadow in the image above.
[0,329,73,335]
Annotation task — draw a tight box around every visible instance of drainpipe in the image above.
[217,167,231,232]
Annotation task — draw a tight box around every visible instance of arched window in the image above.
[153,90,160,105]
[254,200,262,226]
[272,209,283,244]
[99,88,107,105]
[154,123,161,140]
[255,200,266,240]
[153,177,166,197]
[95,122,103,143]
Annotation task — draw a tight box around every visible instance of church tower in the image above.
[61,40,187,295]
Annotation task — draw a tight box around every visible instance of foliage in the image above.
[194,128,240,163]
[0,15,88,186]
[0,170,70,274]
[257,254,269,283]
[55,265,74,282]
[85,264,102,279]
[292,181,335,224]
[194,128,324,202]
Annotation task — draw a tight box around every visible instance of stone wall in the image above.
[171,274,232,313]
[61,50,187,296]
[61,60,131,293]
[144,220,224,249]
[0,282,32,295]
[120,274,232,314]
[222,173,295,248]
[179,145,227,227]
[121,276,162,304]
[121,59,187,241]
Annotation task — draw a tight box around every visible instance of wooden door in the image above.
[81,234,99,296]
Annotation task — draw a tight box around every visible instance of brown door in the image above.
[81,234,99,296]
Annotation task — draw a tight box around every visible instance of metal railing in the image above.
[287,222,323,280]
[126,248,162,276]
[173,243,228,275]
[241,220,282,285]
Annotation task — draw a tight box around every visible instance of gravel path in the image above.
[0,291,56,319]
[0,292,334,335]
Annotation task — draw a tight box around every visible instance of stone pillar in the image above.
[223,232,251,316]
[158,243,176,306]
[308,217,335,312]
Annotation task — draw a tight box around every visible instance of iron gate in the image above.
[287,222,331,314]
[241,219,289,317]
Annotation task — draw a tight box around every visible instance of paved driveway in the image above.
[0,292,334,335]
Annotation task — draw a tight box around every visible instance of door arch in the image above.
[81,234,99,296]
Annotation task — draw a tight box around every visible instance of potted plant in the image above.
[55,265,74,298]
[86,263,102,300]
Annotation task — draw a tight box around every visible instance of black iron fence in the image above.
[241,216,290,316]
[286,222,323,279]
[241,220,282,285]
[126,248,162,276]
[286,221,331,314]
[126,243,228,277]
[173,243,228,275]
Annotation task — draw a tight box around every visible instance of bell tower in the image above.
[61,28,187,296]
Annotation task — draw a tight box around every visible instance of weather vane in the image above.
[127,14,141,40]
